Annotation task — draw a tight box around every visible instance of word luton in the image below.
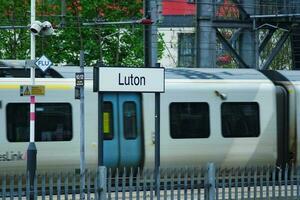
[118,73,146,86]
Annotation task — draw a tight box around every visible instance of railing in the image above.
[1,164,300,199]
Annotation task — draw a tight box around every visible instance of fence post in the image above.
[205,163,216,200]
[98,166,107,200]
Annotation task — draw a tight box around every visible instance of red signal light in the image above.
[139,18,153,25]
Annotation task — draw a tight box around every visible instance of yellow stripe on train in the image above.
[0,85,72,90]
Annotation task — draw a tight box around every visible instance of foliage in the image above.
[259,29,292,70]
[217,28,292,69]
[0,0,163,67]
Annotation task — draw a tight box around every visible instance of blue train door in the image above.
[102,93,142,168]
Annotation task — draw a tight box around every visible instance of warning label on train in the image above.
[20,85,45,96]
[98,67,165,92]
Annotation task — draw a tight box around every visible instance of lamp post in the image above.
[26,1,37,199]
[27,2,54,197]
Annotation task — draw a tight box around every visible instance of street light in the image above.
[27,2,54,198]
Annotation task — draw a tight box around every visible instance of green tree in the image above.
[0,0,163,66]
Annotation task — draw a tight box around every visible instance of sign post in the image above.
[94,66,165,167]
[77,51,86,200]
[28,1,36,199]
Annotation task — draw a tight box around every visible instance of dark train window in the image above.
[7,103,72,142]
[221,102,260,138]
[170,102,210,138]
[123,102,137,139]
[103,102,113,140]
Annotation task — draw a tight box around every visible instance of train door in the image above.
[103,93,142,168]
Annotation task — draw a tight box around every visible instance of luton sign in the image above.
[97,67,165,92]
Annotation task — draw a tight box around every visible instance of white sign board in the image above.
[98,67,165,92]
[35,55,52,72]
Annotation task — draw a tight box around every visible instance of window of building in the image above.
[123,102,137,139]
[187,0,195,3]
[178,33,195,67]
[103,102,113,140]
[7,103,72,142]
[221,102,260,137]
[170,102,210,138]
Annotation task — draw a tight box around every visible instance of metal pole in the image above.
[98,61,104,167]
[97,61,104,200]
[27,1,37,199]
[144,0,151,67]
[154,63,161,198]
[150,0,158,68]
[98,166,107,200]
[205,163,216,200]
[79,50,86,200]
[145,0,160,196]
[196,0,216,68]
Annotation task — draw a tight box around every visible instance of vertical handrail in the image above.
[115,168,119,200]
[291,165,294,198]
[41,174,46,200]
[191,168,195,200]
[163,169,167,200]
[241,167,245,200]
[26,173,30,200]
[234,168,238,200]
[98,166,107,200]
[136,168,140,200]
[170,169,174,200]
[107,168,111,200]
[266,166,270,199]
[272,167,276,198]
[259,167,263,198]
[142,169,146,199]
[177,169,181,200]
[71,172,76,200]
[150,170,154,199]
[129,168,133,200]
[57,173,61,200]
[253,167,257,199]
[49,173,53,200]
[18,175,22,200]
[9,175,13,200]
[64,173,69,200]
[121,168,126,200]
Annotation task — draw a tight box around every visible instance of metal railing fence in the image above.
[1,164,300,199]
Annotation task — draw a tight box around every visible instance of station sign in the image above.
[20,85,45,96]
[35,55,52,72]
[97,67,165,92]
[75,72,84,86]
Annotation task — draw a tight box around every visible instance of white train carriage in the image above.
[0,66,292,173]
[143,68,277,168]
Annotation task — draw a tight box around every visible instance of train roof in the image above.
[0,60,269,80]
[276,70,300,82]
[164,68,267,80]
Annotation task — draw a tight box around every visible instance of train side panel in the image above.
[0,78,81,173]
[143,79,277,168]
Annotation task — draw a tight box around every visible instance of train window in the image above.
[103,102,113,140]
[221,102,260,138]
[170,102,210,138]
[7,103,72,142]
[123,102,137,139]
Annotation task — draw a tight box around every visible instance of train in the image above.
[0,62,299,173]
